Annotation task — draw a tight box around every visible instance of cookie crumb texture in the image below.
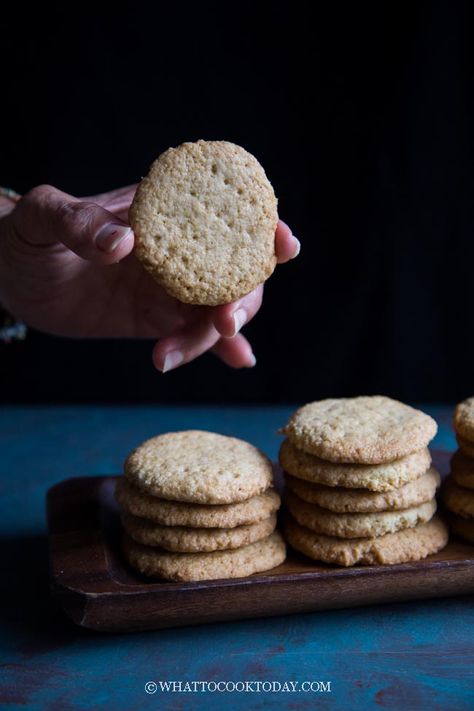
[130,140,278,305]
[284,467,440,513]
[454,397,474,442]
[124,430,273,504]
[284,515,448,566]
[116,478,281,528]
[121,510,277,552]
[284,489,437,538]
[123,531,286,582]
[282,396,437,463]
[279,439,432,491]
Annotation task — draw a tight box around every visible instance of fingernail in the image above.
[162,350,184,373]
[291,236,301,258]
[96,224,132,252]
[246,353,257,368]
[232,308,247,336]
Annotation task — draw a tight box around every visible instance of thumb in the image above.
[9,184,134,263]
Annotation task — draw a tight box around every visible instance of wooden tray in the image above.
[47,473,474,632]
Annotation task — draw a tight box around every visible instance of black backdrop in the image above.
[1,1,473,403]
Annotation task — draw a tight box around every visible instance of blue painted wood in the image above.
[0,405,472,711]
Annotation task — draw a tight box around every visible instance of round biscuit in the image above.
[122,531,286,581]
[281,396,437,463]
[121,511,277,552]
[451,450,474,490]
[284,515,448,566]
[456,434,474,458]
[284,489,436,538]
[129,140,278,305]
[285,467,440,513]
[442,477,474,519]
[453,397,474,442]
[447,512,474,544]
[279,439,431,492]
[124,430,273,504]
[116,478,280,528]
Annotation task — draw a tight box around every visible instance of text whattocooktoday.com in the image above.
[144,680,332,694]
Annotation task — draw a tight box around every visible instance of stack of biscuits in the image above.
[116,430,286,581]
[442,397,474,544]
[279,396,449,566]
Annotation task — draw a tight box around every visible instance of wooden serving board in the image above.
[47,473,474,633]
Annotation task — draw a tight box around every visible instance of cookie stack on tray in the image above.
[442,397,474,544]
[279,396,448,566]
[116,430,286,582]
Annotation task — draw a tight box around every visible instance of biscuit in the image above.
[284,515,448,566]
[116,478,280,528]
[121,511,277,553]
[451,450,474,490]
[124,431,273,504]
[281,396,437,463]
[453,397,474,442]
[285,467,440,513]
[442,478,474,519]
[279,439,431,492]
[129,140,278,306]
[447,512,474,544]
[122,531,286,581]
[284,489,436,538]
[456,435,474,458]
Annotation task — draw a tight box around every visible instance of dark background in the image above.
[1,1,473,403]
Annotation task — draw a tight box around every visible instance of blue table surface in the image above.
[0,404,473,711]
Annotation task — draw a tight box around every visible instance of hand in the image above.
[0,184,300,371]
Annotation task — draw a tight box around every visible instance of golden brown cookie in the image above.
[442,478,474,519]
[453,397,474,442]
[281,396,437,463]
[121,511,277,552]
[129,140,278,306]
[284,489,436,538]
[285,467,440,513]
[116,478,280,528]
[124,430,273,504]
[456,435,474,458]
[451,450,474,490]
[284,515,448,566]
[122,531,286,581]
[279,438,431,492]
[447,512,474,544]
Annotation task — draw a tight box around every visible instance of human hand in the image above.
[0,184,300,371]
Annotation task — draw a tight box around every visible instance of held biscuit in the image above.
[116,478,281,528]
[451,450,474,490]
[284,515,449,566]
[284,489,437,539]
[124,430,273,504]
[121,511,277,553]
[279,439,431,492]
[281,396,437,464]
[129,140,278,306]
[285,467,440,513]
[453,397,474,442]
[123,531,287,582]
